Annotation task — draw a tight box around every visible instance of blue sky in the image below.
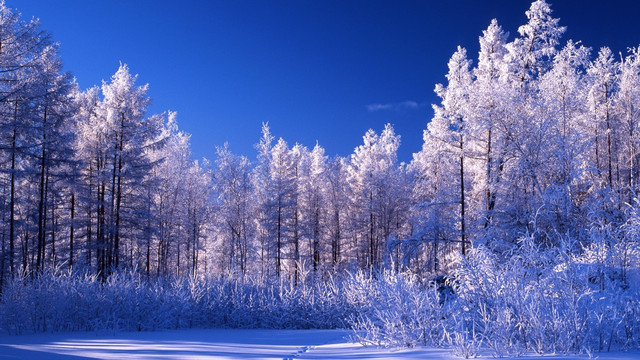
[13,0,640,162]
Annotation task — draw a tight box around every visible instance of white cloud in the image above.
[366,103,393,111]
[366,100,423,112]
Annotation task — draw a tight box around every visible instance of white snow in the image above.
[1,329,638,360]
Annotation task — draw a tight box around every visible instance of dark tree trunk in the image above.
[70,192,75,270]
[9,124,16,277]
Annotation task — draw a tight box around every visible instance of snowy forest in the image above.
[0,0,639,357]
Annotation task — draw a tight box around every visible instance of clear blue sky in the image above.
[13,0,640,163]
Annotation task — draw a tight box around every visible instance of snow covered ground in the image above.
[0,329,638,360]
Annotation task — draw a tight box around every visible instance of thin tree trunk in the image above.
[146,201,151,278]
[460,138,467,256]
[293,201,300,285]
[484,127,493,228]
[36,136,47,272]
[313,204,320,272]
[70,192,75,270]
[9,122,16,277]
[114,117,124,270]
[276,199,282,277]
[86,161,93,268]
[369,191,374,269]
[605,91,613,189]
[50,180,56,268]
[332,209,340,270]
[109,150,117,271]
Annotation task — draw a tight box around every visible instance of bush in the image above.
[349,235,640,356]
[0,268,355,334]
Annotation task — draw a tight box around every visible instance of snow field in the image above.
[2,329,639,360]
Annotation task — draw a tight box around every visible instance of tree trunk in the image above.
[9,121,16,277]
[114,116,124,270]
[369,190,375,269]
[70,192,75,270]
[460,138,467,256]
[332,208,340,270]
[276,199,282,278]
[313,204,320,272]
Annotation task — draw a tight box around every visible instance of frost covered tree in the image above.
[181,159,212,277]
[213,143,253,275]
[325,157,349,271]
[305,144,328,273]
[429,47,473,254]
[536,41,590,237]
[268,138,297,278]
[347,124,404,268]
[588,47,618,192]
[616,46,640,198]
[144,112,190,277]
[252,123,274,279]
[505,0,565,84]
[73,64,164,277]
[472,19,508,231]
[0,3,77,279]
[30,44,76,273]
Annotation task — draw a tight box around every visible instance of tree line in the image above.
[0,0,638,286]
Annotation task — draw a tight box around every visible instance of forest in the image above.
[0,0,639,357]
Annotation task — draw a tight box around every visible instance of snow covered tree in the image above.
[409,133,459,274]
[73,64,164,277]
[305,144,328,273]
[472,19,509,231]
[505,0,565,84]
[325,157,349,271]
[29,44,76,273]
[214,143,253,276]
[615,46,640,199]
[347,124,403,268]
[0,3,75,278]
[587,47,618,192]
[181,159,212,277]
[268,138,297,278]
[252,123,274,279]
[430,46,473,254]
[144,111,190,277]
[536,41,590,237]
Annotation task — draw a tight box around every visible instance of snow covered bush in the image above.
[0,269,354,334]
[346,232,640,356]
[449,233,640,356]
[348,269,448,348]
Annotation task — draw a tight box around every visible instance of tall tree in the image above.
[537,41,590,236]
[616,46,640,197]
[0,3,57,278]
[430,47,473,255]
[214,143,253,276]
[472,19,508,231]
[587,48,618,191]
[252,123,274,279]
[347,124,402,268]
[30,44,75,273]
[268,138,296,278]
